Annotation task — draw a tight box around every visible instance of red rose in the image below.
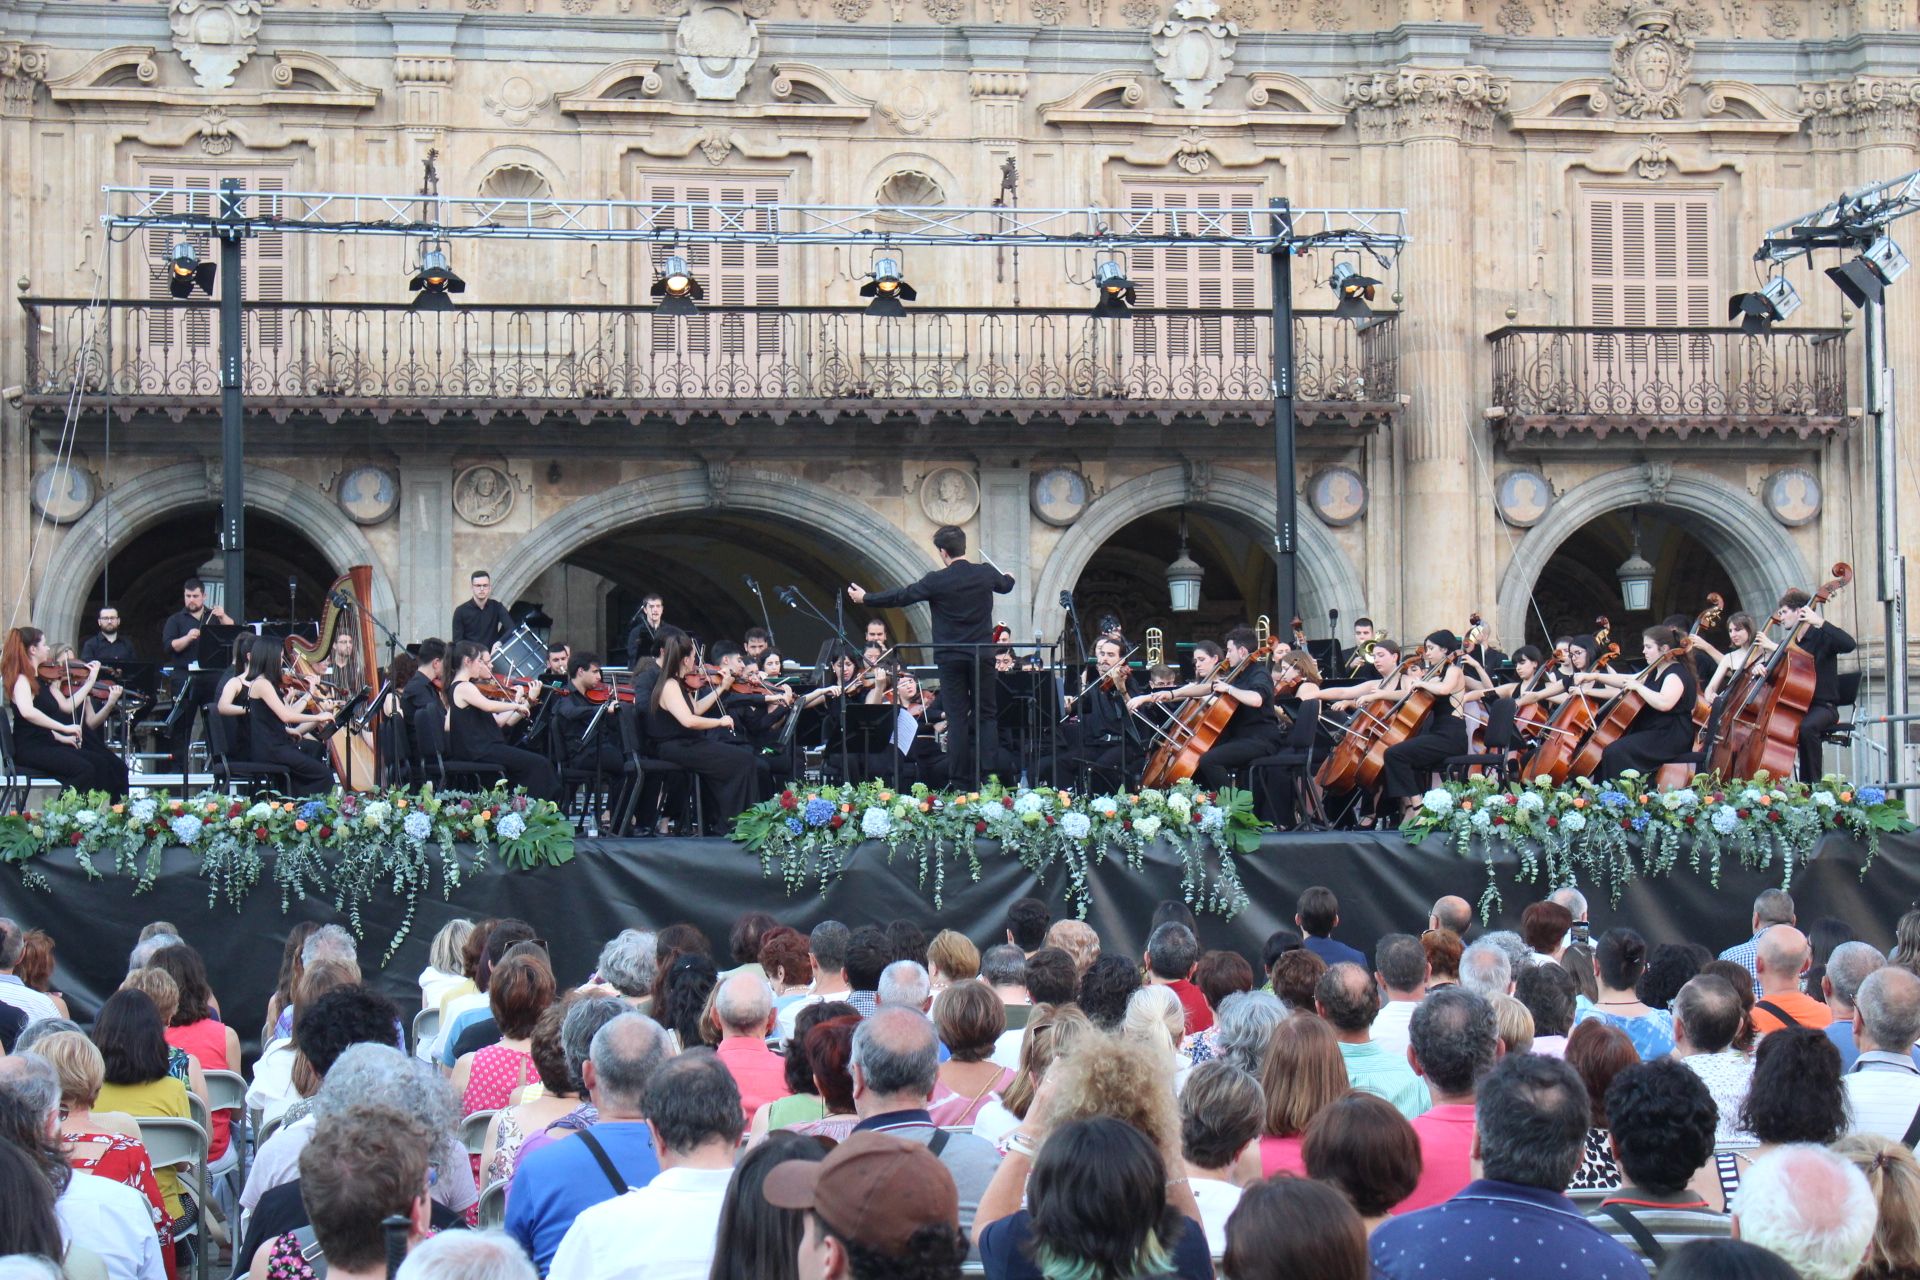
[1769,810,1783,823]
[255,826,269,841]
[229,802,245,818]
[69,831,82,846]
[1547,816,1558,828]
[1045,816,1055,826]
[1002,797,1014,809]
[975,820,987,833]
[1190,811,1201,823]
[779,792,797,810]
[1123,819,1133,830]
[1738,809,1750,819]
[829,815,844,829]
[318,825,333,839]
[1622,820,1633,830]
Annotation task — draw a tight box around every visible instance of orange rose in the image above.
[1573,797,1588,809]
[295,819,309,832]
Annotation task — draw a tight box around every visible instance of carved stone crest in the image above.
[169,0,262,91]
[453,465,516,527]
[675,3,760,102]
[1611,7,1693,119]
[1151,0,1237,112]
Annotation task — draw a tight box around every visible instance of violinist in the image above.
[1066,635,1140,791]
[447,639,563,802]
[648,630,771,825]
[1703,612,1777,701]
[744,628,773,663]
[713,640,795,750]
[244,636,337,796]
[214,635,257,764]
[2,628,128,794]
[552,651,628,778]
[1374,631,1469,814]
[759,650,788,683]
[400,638,448,743]
[1262,652,1334,828]
[1128,627,1283,789]
[53,643,128,758]
[1572,625,1699,780]
[888,671,950,788]
[798,645,864,714]
[1775,588,1856,781]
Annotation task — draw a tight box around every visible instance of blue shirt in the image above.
[980,1210,1214,1280]
[1717,935,1763,996]
[1575,999,1675,1061]
[1828,1019,1920,1073]
[1304,935,1368,970]
[504,1120,661,1275]
[1371,1179,1647,1280]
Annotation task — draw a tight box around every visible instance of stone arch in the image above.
[1495,466,1809,643]
[34,462,400,643]
[1029,466,1369,637]
[490,468,937,639]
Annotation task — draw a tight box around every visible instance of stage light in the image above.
[409,246,466,311]
[1827,257,1886,308]
[167,242,216,299]
[651,254,703,315]
[1864,235,1910,286]
[1728,274,1801,335]
[860,256,917,316]
[1329,261,1381,322]
[1091,260,1138,317]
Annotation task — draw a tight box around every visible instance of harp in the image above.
[285,566,380,790]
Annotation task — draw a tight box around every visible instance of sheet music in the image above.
[892,707,918,756]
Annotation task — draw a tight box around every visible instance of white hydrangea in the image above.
[1562,810,1587,833]
[1166,792,1192,816]
[1059,811,1092,841]
[1813,790,1838,808]
[246,801,275,822]
[1517,791,1545,813]
[1421,788,1455,814]
[1134,814,1163,840]
[1090,796,1119,818]
[1014,791,1046,816]
[73,810,99,828]
[861,807,893,838]
[129,798,157,825]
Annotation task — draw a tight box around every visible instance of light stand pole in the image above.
[217,178,247,608]
[1865,297,1909,775]
[1269,197,1298,628]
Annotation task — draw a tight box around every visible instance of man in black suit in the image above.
[849,525,1014,787]
[159,577,234,769]
[624,593,665,669]
[451,571,513,650]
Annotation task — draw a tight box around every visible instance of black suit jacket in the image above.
[451,599,513,648]
[862,559,1015,663]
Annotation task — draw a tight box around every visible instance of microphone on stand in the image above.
[329,589,357,612]
[780,587,800,609]
[744,575,762,596]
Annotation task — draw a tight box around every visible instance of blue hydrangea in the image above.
[299,800,328,821]
[861,807,893,838]
[168,814,204,844]
[129,797,157,825]
[1059,811,1091,841]
[804,797,836,827]
[1861,787,1888,806]
[1630,814,1649,832]
[403,810,434,841]
[785,816,804,835]
[1562,810,1587,832]
[1471,809,1493,831]
[1598,789,1628,809]
[496,812,526,841]
[1710,807,1741,835]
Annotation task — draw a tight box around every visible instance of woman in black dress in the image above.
[1376,629,1469,815]
[2,627,127,794]
[244,636,338,796]
[1575,625,1700,780]
[647,631,771,827]
[213,634,256,763]
[445,641,561,801]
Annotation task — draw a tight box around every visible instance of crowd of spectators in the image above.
[0,882,1918,1279]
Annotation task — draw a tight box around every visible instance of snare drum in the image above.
[492,624,548,679]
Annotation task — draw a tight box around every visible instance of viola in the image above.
[1707,563,1852,779]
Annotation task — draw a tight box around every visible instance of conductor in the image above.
[849,525,1014,788]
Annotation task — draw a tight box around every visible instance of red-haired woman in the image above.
[3,626,127,794]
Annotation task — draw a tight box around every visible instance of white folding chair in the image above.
[477,1178,509,1229]
[460,1110,497,1160]
[412,1007,441,1057]
[136,1115,212,1280]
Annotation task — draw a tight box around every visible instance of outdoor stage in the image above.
[8,829,1920,1036]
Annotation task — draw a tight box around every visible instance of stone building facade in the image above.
[0,0,1912,699]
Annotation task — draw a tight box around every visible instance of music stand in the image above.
[193,625,245,670]
[824,704,895,785]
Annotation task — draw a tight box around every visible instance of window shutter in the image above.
[639,172,786,356]
[140,167,289,352]
[1584,190,1717,361]
[1122,183,1263,361]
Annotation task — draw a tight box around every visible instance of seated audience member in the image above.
[548,1050,745,1280]
[0,1054,167,1280]
[14,931,67,1022]
[1822,941,1913,1070]
[1521,901,1575,965]
[448,940,553,1061]
[590,928,659,1011]
[1638,942,1710,1012]
[1316,962,1430,1120]
[654,952,719,1051]
[749,1000,860,1141]
[1268,948,1327,1014]
[1567,1020,1637,1193]
[778,1015,861,1144]
[1730,1145,1876,1280]
[1303,1091,1423,1232]
[1370,933,1430,1061]
[1588,1059,1731,1270]
[708,1131,830,1280]
[395,1229,536,1280]
[1076,954,1141,1032]
[1747,925,1830,1035]
[1043,920,1100,979]
[1700,959,1761,1052]
[723,912,780,981]
[776,921,852,1042]
[260,922,323,1048]
[1297,886,1367,968]
[711,971,791,1118]
[1658,1240,1801,1279]
[0,1140,73,1275]
[1185,950,1254,1057]
[247,1105,434,1280]
[1034,1033,1183,1173]
[149,944,240,1163]
[1720,1028,1848,1203]
[508,995,630,1174]
[1578,928,1675,1060]
[1671,974,1754,1149]
[454,952,557,1116]
[1176,1060,1264,1254]
[417,920,476,1020]
[1421,928,1463,990]
[478,1002,581,1187]
[91,988,196,1235]
[979,945,1030,1047]
[34,1031,172,1271]
[437,920,537,1065]
[1005,898,1050,956]
[1142,923,1212,1035]
[1220,1176,1372,1280]
[1429,895,1473,939]
[765,1130,970,1280]
[972,1115,1213,1280]
[974,1005,1094,1148]
[1832,1134,1920,1280]
[926,930,980,994]
[277,925,363,1042]
[1370,1054,1646,1279]
[250,957,359,1125]
[1516,959,1578,1058]
[929,982,1013,1128]
[1718,889,1796,993]
[760,926,815,1018]
[1400,986,1498,1213]
[1841,965,1920,1141]
[878,960,933,1012]
[1257,1008,1349,1176]
[843,926,891,1017]
[1121,986,1189,1090]
[1458,939,1514,999]
[1018,948,1075,1010]
[506,1013,671,1275]
[1490,993,1536,1054]
[0,918,62,1025]
[1563,943,1601,1004]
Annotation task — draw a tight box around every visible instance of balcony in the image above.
[1486,325,1850,445]
[21,300,1399,434]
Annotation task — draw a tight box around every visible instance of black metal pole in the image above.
[218,179,247,611]
[1269,198,1298,629]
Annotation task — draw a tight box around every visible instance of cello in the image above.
[1139,636,1282,788]
[1706,563,1852,780]
[1348,647,1466,792]
[1315,652,1421,793]
[1520,620,1617,783]
[1566,595,1724,780]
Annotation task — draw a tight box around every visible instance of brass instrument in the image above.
[1255,616,1271,647]
[1145,627,1165,668]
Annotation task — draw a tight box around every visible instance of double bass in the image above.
[1705,563,1852,779]
[1566,595,1724,779]
[1139,637,1282,788]
[1313,651,1423,794]
[1520,620,1617,784]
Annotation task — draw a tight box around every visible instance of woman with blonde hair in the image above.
[37,1031,173,1276]
[1833,1134,1920,1278]
[1043,920,1100,978]
[1488,992,1536,1056]
[926,930,980,992]
[1122,984,1191,1091]
[1258,1013,1350,1176]
[974,1004,1093,1148]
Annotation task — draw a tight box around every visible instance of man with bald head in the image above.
[1842,966,1920,1141]
[712,970,790,1116]
[1750,924,1831,1034]
[1429,895,1473,939]
[849,1005,1002,1236]
[1316,962,1430,1119]
[1824,941,1920,1070]
[1719,887,1796,996]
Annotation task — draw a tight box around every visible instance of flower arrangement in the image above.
[731,778,1264,919]
[0,785,573,961]
[1400,771,1911,917]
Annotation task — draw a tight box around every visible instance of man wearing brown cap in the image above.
[766,1132,970,1280]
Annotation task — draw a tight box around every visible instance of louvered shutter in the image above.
[141,168,288,352]
[639,172,786,357]
[1122,184,1261,361]
[1584,190,1715,361]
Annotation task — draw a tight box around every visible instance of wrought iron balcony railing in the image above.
[1487,324,1850,443]
[21,300,1399,428]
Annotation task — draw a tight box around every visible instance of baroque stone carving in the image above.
[676,5,759,101]
[1800,76,1920,146]
[924,0,964,19]
[169,0,262,92]
[1343,66,1511,142]
[879,85,942,133]
[484,73,554,124]
[1151,0,1237,112]
[1635,133,1672,178]
[832,0,872,20]
[199,107,234,154]
[1611,8,1694,120]
[453,465,515,527]
[1762,1,1797,32]
[1311,0,1343,27]
[0,43,50,117]
[1585,0,1628,29]
[1121,0,1160,23]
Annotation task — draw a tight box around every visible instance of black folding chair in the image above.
[206,711,293,797]
[1250,703,1329,830]
[411,713,506,791]
[612,702,701,836]
[1444,696,1518,783]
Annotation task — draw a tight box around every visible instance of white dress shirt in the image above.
[1844,1051,1920,1143]
[0,974,61,1024]
[1371,998,1420,1061]
[548,1165,736,1280]
[60,1168,168,1280]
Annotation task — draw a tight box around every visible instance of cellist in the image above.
[1774,588,1855,781]
[1128,626,1282,788]
[1374,630,1469,813]
[1570,625,1698,779]
[1703,612,1778,701]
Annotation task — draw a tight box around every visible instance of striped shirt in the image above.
[1588,1191,1732,1274]
[1844,1050,1920,1143]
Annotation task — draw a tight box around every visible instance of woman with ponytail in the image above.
[1375,629,1469,816]
[2,627,126,794]
[1571,624,1700,780]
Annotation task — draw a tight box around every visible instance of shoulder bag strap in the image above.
[573,1127,631,1196]
[1752,999,1802,1029]
[926,1127,949,1158]
[1901,1101,1920,1150]
[1596,1202,1667,1266]
[293,1225,330,1277]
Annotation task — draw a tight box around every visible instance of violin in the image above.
[1292,616,1307,647]
[471,675,536,702]
[38,661,128,706]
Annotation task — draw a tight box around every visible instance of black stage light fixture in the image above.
[1091,259,1137,316]
[1727,274,1801,335]
[1330,261,1381,322]
[859,256,917,316]
[167,242,217,298]
[650,254,703,315]
[409,246,466,311]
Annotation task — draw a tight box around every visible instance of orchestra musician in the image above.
[623,593,665,669]
[1774,588,1856,781]
[1539,634,1600,706]
[3,628,128,795]
[214,635,257,764]
[1064,635,1141,792]
[451,571,514,651]
[51,643,128,760]
[1343,616,1379,677]
[1460,645,1552,718]
[993,649,1016,675]
[1572,625,1700,780]
[647,630,772,825]
[542,644,571,691]
[400,638,448,740]
[551,651,628,780]
[864,620,891,650]
[1703,612,1777,701]
[887,671,950,789]
[161,577,234,769]
[243,636,337,796]
[319,629,366,697]
[1369,631,1468,816]
[1127,626,1283,790]
[743,628,773,663]
[712,640,796,752]
[1262,651,1333,828]
[80,606,136,666]
[759,650,787,682]
[446,640,563,802]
